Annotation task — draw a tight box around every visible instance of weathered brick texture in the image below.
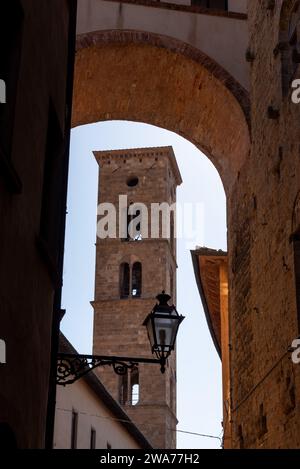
[71,1,300,448]
[228,0,300,449]
[92,147,181,449]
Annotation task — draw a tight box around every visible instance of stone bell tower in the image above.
[92,146,182,449]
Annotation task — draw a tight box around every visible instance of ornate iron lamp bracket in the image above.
[57,353,166,385]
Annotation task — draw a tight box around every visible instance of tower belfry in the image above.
[92,146,182,449]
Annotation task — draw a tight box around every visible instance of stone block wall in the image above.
[228,0,300,449]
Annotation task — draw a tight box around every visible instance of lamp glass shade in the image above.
[154,310,179,350]
[144,305,183,358]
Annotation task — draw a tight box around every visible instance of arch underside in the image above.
[72,30,251,192]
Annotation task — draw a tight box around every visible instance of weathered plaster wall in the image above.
[54,378,141,449]
[76,0,249,88]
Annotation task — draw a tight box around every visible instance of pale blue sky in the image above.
[61,120,227,449]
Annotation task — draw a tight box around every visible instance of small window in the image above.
[191,0,228,10]
[133,209,142,241]
[120,263,130,298]
[127,176,139,187]
[130,369,139,406]
[132,262,142,297]
[122,205,135,242]
[119,369,140,406]
[126,207,142,241]
[71,410,78,449]
[90,428,96,449]
[0,339,6,364]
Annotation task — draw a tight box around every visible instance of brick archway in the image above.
[72,30,250,192]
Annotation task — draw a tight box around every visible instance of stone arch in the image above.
[120,254,141,265]
[72,30,250,193]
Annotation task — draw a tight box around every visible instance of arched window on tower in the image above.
[132,262,142,297]
[130,369,139,406]
[133,210,142,241]
[120,263,130,298]
[119,369,139,406]
[280,1,300,95]
[127,207,142,241]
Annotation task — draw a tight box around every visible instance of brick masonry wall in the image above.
[71,1,300,448]
[93,148,180,448]
[228,0,300,448]
[72,34,251,192]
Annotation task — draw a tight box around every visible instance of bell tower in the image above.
[92,146,182,449]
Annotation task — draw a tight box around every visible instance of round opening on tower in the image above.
[127,176,139,187]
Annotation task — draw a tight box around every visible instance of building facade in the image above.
[54,335,151,450]
[227,0,300,449]
[92,146,182,449]
[72,0,300,449]
[191,248,230,448]
[0,1,76,449]
[2,0,300,449]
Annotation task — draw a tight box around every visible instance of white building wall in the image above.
[77,0,249,89]
[54,379,142,449]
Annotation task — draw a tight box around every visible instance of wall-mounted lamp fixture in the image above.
[57,292,184,385]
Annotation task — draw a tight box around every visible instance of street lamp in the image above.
[57,292,184,385]
[143,291,184,373]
